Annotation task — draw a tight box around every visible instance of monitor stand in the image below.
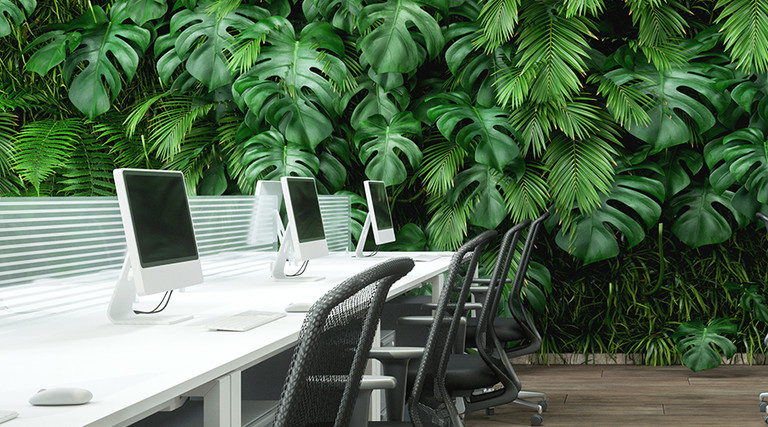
[355,213,374,258]
[107,258,193,325]
[271,226,325,282]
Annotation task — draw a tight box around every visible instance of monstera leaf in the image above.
[125,0,167,25]
[444,22,500,107]
[355,112,422,186]
[622,61,724,151]
[302,0,361,32]
[669,181,744,247]
[448,163,507,229]
[242,129,320,181]
[24,30,81,76]
[357,0,444,73]
[555,166,665,264]
[673,318,737,372]
[232,21,347,149]
[351,75,410,129]
[158,2,268,91]
[428,92,520,171]
[720,127,768,204]
[0,0,34,37]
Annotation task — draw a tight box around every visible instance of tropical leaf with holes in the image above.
[725,282,768,323]
[719,127,768,204]
[354,112,422,186]
[673,318,737,372]
[13,118,85,193]
[125,0,167,25]
[729,73,768,122]
[427,92,520,172]
[357,0,445,74]
[553,163,666,264]
[241,129,320,182]
[0,0,34,37]
[158,2,269,90]
[610,46,727,150]
[514,0,592,104]
[444,21,504,107]
[669,181,746,247]
[232,21,348,149]
[715,0,768,73]
[53,4,151,119]
[302,0,361,32]
[59,135,116,196]
[350,76,410,129]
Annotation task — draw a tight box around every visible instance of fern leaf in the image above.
[13,118,85,193]
[59,133,116,196]
[0,112,16,174]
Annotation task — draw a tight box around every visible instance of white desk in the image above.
[0,252,451,427]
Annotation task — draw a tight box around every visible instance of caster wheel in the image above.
[538,400,548,412]
[761,401,768,412]
[530,414,543,426]
[764,414,768,425]
[485,407,495,415]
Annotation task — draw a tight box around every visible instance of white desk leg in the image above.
[430,272,445,304]
[187,371,241,427]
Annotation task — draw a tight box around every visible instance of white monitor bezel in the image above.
[114,168,204,296]
[364,180,396,245]
[280,176,329,261]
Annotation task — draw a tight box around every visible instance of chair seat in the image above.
[465,316,526,344]
[407,353,499,391]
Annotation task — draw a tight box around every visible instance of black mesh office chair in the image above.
[465,212,550,424]
[272,257,415,427]
[369,230,498,426]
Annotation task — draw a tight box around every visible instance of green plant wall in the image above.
[3,0,768,370]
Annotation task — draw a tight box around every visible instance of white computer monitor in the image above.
[271,176,328,280]
[255,180,285,244]
[355,180,396,257]
[108,168,204,324]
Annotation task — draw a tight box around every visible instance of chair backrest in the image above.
[505,212,549,358]
[407,230,497,427]
[272,257,415,427]
[473,220,530,386]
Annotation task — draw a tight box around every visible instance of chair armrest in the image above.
[369,346,424,360]
[360,375,397,390]
[352,376,398,426]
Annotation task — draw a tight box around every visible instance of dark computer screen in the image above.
[369,181,393,231]
[286,178,326,243]
[123,170,199,268]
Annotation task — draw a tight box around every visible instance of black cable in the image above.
[286,260,309,277]
[134,290,173,314]
[365,245,380,257]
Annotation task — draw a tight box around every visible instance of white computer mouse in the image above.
[285,302,313,313]
[29,387,92,406]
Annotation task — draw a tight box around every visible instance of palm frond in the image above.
[124,91,170,138]
[97,115,156,169]
[590,72,653,128]
[561,0,605,17]
[544,131,617,219]
[217,114,247,188]
[626,0,688,47]
[516,1,593,104]
[162,123,220,192]
[206,0,242,18]
[499,161,550,222]
[417,135,468,196]
[510,101,550,157]
[59,132,116,196]
[148,96,215,160]
[474,0,520,53]
[425,191,473,250]
[494,64,534,109]
[716,0,768,73]
[13,118,85,193]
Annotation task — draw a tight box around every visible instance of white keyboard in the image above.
[208,310,286,332]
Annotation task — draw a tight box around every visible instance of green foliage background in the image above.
[3,0,768,369]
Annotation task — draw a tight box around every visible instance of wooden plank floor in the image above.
[463,365,768,426]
